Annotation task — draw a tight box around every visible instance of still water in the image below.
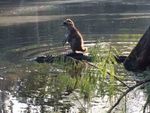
[0,0,150,113]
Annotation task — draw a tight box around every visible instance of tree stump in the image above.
[124,26,150,71]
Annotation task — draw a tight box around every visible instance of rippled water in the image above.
[0,0,150,113]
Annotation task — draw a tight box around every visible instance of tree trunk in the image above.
[124,26,150,71]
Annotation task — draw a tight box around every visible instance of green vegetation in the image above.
[9,43,126,113]
[3,41,150,113]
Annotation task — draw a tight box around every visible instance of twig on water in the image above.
[143,95,150,113]
[107,79,150,113]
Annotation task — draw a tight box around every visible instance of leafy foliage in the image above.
[15,43,125,112]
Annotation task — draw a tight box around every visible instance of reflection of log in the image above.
[124,26,150,71]
[35,53,92,63]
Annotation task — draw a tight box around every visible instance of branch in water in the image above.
[107,79,150,113]
[143,95,150,113]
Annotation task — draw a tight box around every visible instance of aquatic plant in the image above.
[10,42,123,112]
[12,41,150,113]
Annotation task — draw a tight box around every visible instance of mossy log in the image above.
[124,26,150,71]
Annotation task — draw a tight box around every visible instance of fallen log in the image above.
[124,26,150,71]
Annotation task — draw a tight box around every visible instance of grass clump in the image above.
[15,43,125,112]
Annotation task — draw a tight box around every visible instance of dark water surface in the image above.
[0,0,150,113]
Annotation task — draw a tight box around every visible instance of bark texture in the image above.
[124,26,150,71]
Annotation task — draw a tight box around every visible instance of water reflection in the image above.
[0,0,150,50]
[0,0,150,113]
